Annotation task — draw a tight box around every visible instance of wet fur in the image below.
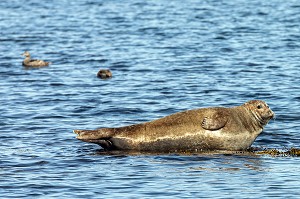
[74,100,274,152]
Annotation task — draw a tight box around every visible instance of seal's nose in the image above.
[269,110,275,119]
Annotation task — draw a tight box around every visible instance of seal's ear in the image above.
[201,112,228,131]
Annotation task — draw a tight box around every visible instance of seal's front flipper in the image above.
[201,112,228,131]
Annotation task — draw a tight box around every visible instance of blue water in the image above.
[1,0,300,198]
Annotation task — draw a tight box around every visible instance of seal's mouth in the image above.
[262,110,275,123]
[271,114,275,120]
[269,110,275,120]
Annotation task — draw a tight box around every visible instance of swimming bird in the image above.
[21,51,51,67]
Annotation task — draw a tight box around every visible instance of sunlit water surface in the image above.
[1,0,300,198]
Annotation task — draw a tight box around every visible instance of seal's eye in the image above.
[257,105,262,109]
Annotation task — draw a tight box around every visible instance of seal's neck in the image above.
[238,106,264,132]
[249,110,266,128]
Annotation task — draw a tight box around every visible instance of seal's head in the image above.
[97,69,112,79]
[243,100,275,126]
[22,51,30,57]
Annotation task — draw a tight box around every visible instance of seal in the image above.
[74,100,274,152]
[21,51,51,67]
[97,69,112,79]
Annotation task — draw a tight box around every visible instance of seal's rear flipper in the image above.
[78,138,114,149]
[74,129,114,140]
[74,129,115,149]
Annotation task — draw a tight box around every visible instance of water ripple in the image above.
[1,0,300,198]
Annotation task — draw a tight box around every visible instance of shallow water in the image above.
[1,0,300,198]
